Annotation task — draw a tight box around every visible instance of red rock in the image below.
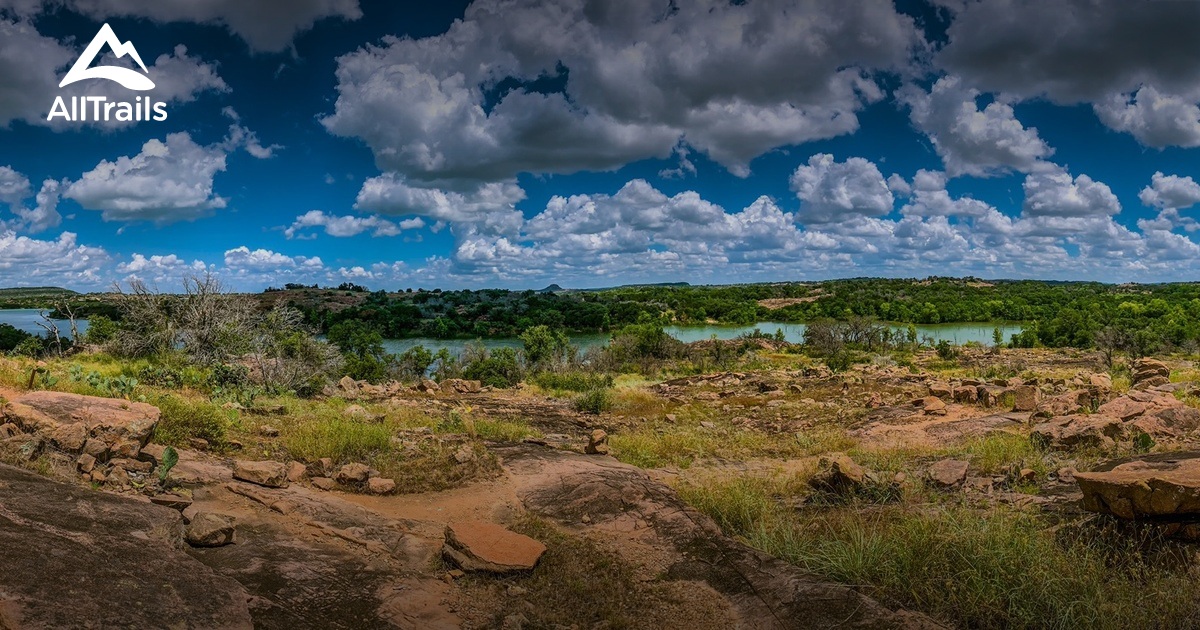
[311,477,336,491]
[286,461,307,482]
[443,521,546,573]
[1076,455,1200,519]
[335,463,370,484]
[232,460,289,488]
[185,512,235,547]
[367,477,396,494]
[927,459,969,487]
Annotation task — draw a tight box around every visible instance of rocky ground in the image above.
[2,349,1200,628]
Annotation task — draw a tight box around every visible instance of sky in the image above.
[3,0,1200,292]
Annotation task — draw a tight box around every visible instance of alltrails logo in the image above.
[47,23,168,123]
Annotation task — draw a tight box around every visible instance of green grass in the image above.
[679,477,1200,630]
[151,394,232,447]
[282,416,393,463]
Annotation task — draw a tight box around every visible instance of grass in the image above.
[573,387,614,414]
[152,394,234,447]
[679,478,1200,630]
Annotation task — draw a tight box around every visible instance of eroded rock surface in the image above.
[1076,452,1200,519]
[0,462,252,629]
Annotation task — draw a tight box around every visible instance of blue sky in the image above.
[3,0,1200,291]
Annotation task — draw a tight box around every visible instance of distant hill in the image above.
[0,287,78,298]
[539,284,564,293]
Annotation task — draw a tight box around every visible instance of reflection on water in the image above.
[380,321,1027,357]
[0,309,90,338]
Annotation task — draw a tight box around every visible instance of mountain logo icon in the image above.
[59,23,155,91]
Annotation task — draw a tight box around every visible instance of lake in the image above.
[0,309,90,338]
[380,321,1027,356]
[0,309,1025,355]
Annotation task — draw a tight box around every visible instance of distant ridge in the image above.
[539,284,564,293]
[0,287,77,297]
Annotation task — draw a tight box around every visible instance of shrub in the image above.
[395,345,434,380]
[520,325,571,369]
[574,387,613,414]
[83,315,118,345]
[532,371,614,392]
[153,395,229,447]
[462,346,522,388]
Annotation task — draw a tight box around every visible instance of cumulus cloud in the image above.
[355,175,526,235]
[1094,86,1200,149]
[66,132,230,223]
[283,209,423,239]
[900,76,1053,177]
[0,166,62,233]
[0,231,109,287]
[3,0,361,52]
[0,20,227,129]
[323,0,922,185]
[1022,166,1121,218]
[1140,172,1200,210]
[790,154,894,224]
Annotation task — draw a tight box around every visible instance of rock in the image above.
[865,392,883,408]
[1031,415,1125,450]
[928,383,953,400]
[258,425,280,437]
[1056,467,1077,484]
[443,521,547,573]
[444,378,482,394]
[249,404,287,416]
[286,461,307,482]
[342,404,378,421]
[232,460,290,488]
[977,385,1005,407]
[1033,390,1093,418]
[0,422,18,439]
[584,429,609,455]
[809,453,868,494]
[107,466,131,486]
[317,457,334,475]
[927,459,969,487]
[1132,358,1171,389]
[916,396,947,415]
[185,512,236,547]
[952,386,978,404]
[82,437,110,461]
[367,477,396,494]
[1089,373,1113,391]
[10,391,159,455]
[1096,396,1149,420]
[1010,385,1039,412]
[110,457,153,473]
[110,438,142,459]
[0,462,252,627]
[454,444,477,464]
[1076,454,1200,519]
[338,375,360,395]
[1019,468,1036,482]
[417,379,441,393]
[138,443,165,466]
[188,437,210,450]
[149,494,193,511]
[75,452,96,474]
[335,462,370,484]
[310,477,336,491]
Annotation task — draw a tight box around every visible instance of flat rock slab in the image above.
[443,521,546,573]
[1076,454,1200,519]
[0,462,251,629]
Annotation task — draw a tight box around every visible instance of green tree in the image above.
[328,320,390,382]
[520,325,570,369]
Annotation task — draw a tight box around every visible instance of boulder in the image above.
[1010,385,1039,412]
[445,379,483,394]
[286,461,308,482]
[0,462,252,627]
[809,453,868,494]
[928,383,953,400]
[443,521,547,573]
[1096,397,1149,421]
[311,477,336,491]
[186,512,236,547]
[232,460,290,488]
[1131,358,1171,390]
[584,429,609,455]
[1076,454,1200,519]
[367,477,396,494]
[927,459,969,487]
[343,404,384,422]
[8,391,159,457]
[335,462,370,484]
[1033,390,1093,418]
[1089,373,1113,391]
[417,379,441,393]
[917,396,947,416]
[952,386,978,404]
[337,375,360,395]
[1031,415,1126,450]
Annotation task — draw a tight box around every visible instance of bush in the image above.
[574,387,614,414]
[935,340,960,360]
[153,395,229,447]
[395,345,434,380]
[0,323,32,352]
[462,346,522,388]
[520,325,571,369]
[83,315,118,345]
[532,371,614,392]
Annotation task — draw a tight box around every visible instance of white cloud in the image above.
[0,231,109,287]
[900,76,1053,177]
[0,20,227,129]
[0,166,62,233]
[1140,172,1200,210]
[1094,86,1200,149]
[790,154,894,225]
[283,209,423,239]
[355,175,526,235]
[8,0,361,52]
[1022,166,1121,218]
[322,0,922,185]
[66,132,230,223]
[898,170,991,218]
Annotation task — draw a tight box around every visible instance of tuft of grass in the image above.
[152,394,231,447]
[574,387,614,414]
[282,417,393,463]
[680,477,1200,630]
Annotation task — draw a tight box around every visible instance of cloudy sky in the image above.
[3,0,1200,291]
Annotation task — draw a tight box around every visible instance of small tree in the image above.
[992,326,1004,352]
[520,325,570,370]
